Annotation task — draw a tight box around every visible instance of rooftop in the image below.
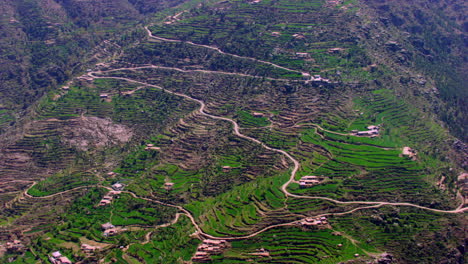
[101,222,114,230]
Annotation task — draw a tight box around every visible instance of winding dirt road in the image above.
[88,70,468,215]
[23,182,96,199]
[21,27,467,243]
[100,65,299,82]
[144,26,305,75]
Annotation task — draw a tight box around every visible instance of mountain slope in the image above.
[0,0,466,263]
[0,0,186,132]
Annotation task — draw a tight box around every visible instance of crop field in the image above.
[27,170,98,197]
[125,215,199,263]
[26,43,453,263]
[18,188,179,263]
[220,227,374,264]
[121,42,302,79]
[236,110,270,128]
[147,0,372,80]
[186,172,290,236]
[1,0,465,263]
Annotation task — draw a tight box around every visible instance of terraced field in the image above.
[0,0,466,263]
[220,227,373,264]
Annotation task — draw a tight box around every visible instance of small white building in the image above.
[299,176,322,188]
[50,251,72,264]
[356,130,379,136]
[98,199,111,206]
[312,75,322,81]
[112,183,124,191]
[295,52,310,58]
[101,222,115,230]
[300,216,328,227]
[352,125,380,137]
[402,146,417,160]
[81,244,99,253]
[292,33,306,39]
[103,228,118,237]
[145,144,161,150]
[164,182,174,190]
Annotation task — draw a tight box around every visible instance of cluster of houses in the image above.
[81,243,100,254]
[101,222,124,237]
[351,125,380,137]
[271,31,306,40]
[299,175,323,188]
[402,147,417,160]
[145,144,161,151]
[49,251,72,264]
[299,216,329,228]
[192,239,229,262]
[4,240,25,253]
[98,183,124,206]
[302,73,331,84]
[311,75,330,83]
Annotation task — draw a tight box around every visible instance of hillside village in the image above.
[0,0,466,263]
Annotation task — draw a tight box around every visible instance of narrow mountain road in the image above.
[100,65,299,82]
[89,71,468,215]
[122,212,183,252]
[20,58,466,243]
[23,182,96,199]
[3,21,464,259]
[144,26,305,75]
[119,190,205,236]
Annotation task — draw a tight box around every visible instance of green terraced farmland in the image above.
[1,1,465,264]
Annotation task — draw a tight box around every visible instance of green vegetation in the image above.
[220,227,374,263]
[27,171,98,197]
[1,0,465,264]
[186,172,289,236]
[236,110,270,128]
[147,0,372,81]
[126,215,199,263]
[11,188,178,263]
